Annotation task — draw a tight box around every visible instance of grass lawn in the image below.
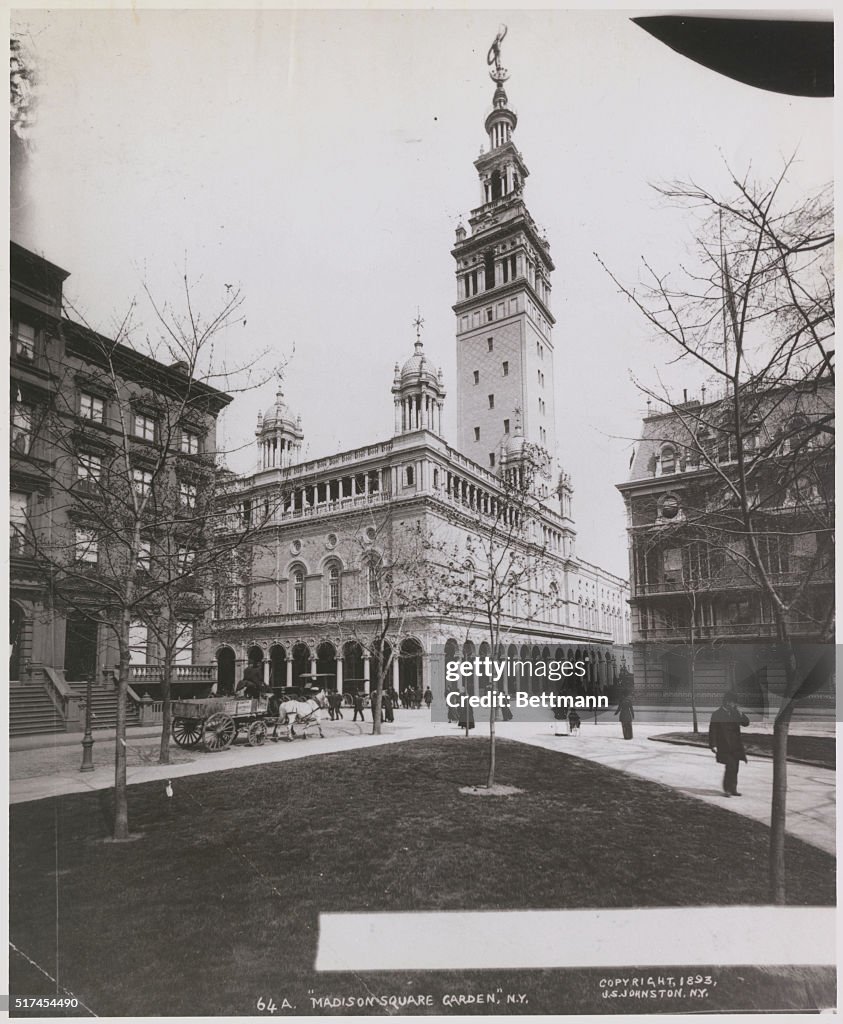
[9,737,835,1016]
[651,731,835,770]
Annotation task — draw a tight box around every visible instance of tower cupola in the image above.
[392,313,445,436]
[255,378,303,470]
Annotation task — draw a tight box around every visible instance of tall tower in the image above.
[452,27,557,477]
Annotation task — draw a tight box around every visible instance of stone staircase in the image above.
[10,684,66,737]
[68,680,141,732]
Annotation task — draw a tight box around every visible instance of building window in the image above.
[134,412,156,441]
[659,494,680,520]
[758,535,791,576]
[487,337,494,352]
[502,361,509,376]
[10,492,28,553]
[474,427,480,441]
[11,399,33,455]
[473,370,480,385]
[486,308,493,322]
[75,528,98,563]
[133,468,153,497]
[77,452,102,484]
[660,446,676,474]
[181,430,200,454]
[293,569,305,612]
[12,321,36,361]
[433,468,439,487]
[179,481,197,508]
[504,418,510,434]
[79,392,105,423]
[489,453,496,468]
[328,563,341,610]
[488,394,494,409]
[137,540,151,571]
[405,466,414,487]
[178,546,196,570]
[367,563,381,605]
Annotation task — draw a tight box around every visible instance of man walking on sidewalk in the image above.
[352,691,365,722]
[708,690,750,797]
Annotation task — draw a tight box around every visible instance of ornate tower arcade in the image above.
[452,27,558,477]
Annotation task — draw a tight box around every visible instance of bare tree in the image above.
[13,275,280,837]
[339,516,440,736]
[435,442,562,788]
[599,165,834,901]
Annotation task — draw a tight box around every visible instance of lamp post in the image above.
[80,672,95,772]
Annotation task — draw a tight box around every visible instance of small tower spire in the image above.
[412,308,425,354]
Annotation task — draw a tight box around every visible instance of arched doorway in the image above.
[399,638,423,693]
[269,644,286,688]
[343,641,364,694]
[216,646,236,694]
[462,640,476,695]
[316,641,337,690]
[291,642,311,688]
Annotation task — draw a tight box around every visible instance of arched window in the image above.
[327,562,341,610]
[291,566,305,613]
[367,561,380,605]
[660,445,676,474]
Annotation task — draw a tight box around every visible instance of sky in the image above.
[11,7,832,578]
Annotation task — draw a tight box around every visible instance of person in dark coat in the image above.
[423,687,433,709]
[328,690,343,720]
[352,691,365,722]
[615,693,634,739]
[382,689,395,723]
[709,691,750,796]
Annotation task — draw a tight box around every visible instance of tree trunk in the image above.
[370,673,382,736]
[113,635,130,840]
[766,624,799,903]
[486,703,496,787]
[159,656,173,765]
[689,621,698,734]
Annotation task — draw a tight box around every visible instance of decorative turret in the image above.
[392,312,445,437]
[255,378,303,470]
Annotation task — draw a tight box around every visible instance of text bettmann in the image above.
[446,691,608,710]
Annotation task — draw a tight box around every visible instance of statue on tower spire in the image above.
[487,24,509,84]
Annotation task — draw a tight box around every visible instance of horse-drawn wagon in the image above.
[171,689,330,750]
[171,696,272,752]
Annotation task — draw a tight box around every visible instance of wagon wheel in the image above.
[202,712,236,752]
[172,718,203,748]
[247,720,267,747]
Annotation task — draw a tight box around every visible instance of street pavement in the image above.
[8,711,835,855]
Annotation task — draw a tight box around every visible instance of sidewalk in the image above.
[505,719,836,855]
[9,713,835,855]
[8,713,444,804]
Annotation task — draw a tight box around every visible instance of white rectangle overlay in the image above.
[316,908,835,972]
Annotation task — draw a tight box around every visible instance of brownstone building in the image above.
[10,242,231,734]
